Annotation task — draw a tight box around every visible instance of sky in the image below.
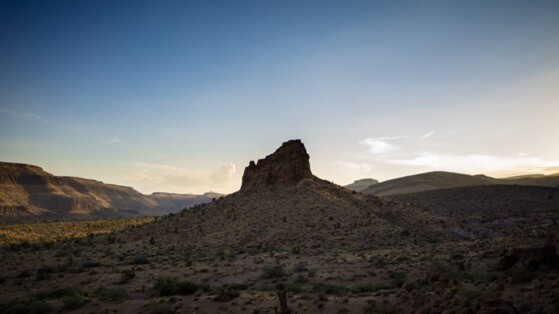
[1,0,559,194]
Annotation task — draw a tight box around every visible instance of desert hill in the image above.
[361,170,559,196]
[501,173,559,187]
[0,162,220,222]
[123,140,452,253]
[344,178,379,192]
[361,171,498,196]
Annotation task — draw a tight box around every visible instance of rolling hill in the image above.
[344,178,379,192]
[361,171,559,196]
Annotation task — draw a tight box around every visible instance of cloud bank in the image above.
[125,162,236,194]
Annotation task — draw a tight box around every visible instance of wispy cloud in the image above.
[107,136,122,144]
[387,153,559,174]
[0,107,50,123]
[422,131,435,139]
[0,106,81,133]
[359,138,399,154]
[359,135,411,155]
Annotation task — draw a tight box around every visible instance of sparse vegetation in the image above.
[94,286,131,303]
[0,217,154,247]
[132,255,150,265]
[150,277,208,297]
[262,264,287,278]
[214,284,244,302]
[313,283,349,295]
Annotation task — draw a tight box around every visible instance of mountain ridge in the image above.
[361,170,559,196]
[0,161,221,222]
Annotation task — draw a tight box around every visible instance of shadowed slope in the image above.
[124,140,453,254]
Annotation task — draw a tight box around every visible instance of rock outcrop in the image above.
[240,139,313,192]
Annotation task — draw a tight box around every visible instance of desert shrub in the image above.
[451,253,465,260]
[82,261,102,268]
[313,283,349,295]
[214,284,242,302]
[118,269,135,284]
[62,294,88,310]
[510,264,534,283]
[34,286,87,305]
[35,266,55,281]
[351,283,391,293]
[143,302,173,314]
[151,277,206,297]
[363,302,399,314]
[262,264,286,278]
[452,271,498,284]
[276,282,304,293]
[0,300,55,314]
[94,286,131,302]
[131,255,150,265]
[373,256,388,268]
[16,270,32,278]
[388,272,407,288]
[307,269,316,277]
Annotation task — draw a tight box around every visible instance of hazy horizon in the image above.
[2,1,559,194]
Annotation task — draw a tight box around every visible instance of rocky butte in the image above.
[240,139,313,192]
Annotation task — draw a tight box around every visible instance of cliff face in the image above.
[0,162,220,222]
[240,139,313,192]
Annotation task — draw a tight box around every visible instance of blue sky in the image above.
[1,0,559,194]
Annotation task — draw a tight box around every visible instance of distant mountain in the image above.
[149,192,222,211]
[500,173,559,187]
[361,171,559,196]
[0,162,221,222]
[344,178,379,192]
[361,171,498,196]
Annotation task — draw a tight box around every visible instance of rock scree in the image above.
[240,139,313,192]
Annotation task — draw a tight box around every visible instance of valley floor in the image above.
[0,227,558,313]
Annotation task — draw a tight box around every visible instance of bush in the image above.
[118,269,135,284]
[94,286,131,303]
[214,284,241,302]
[313,283,348,295]
[142,302,173,314]
[132,255,150,265]
[510,264,534,283]
[39,287,86,300]
[16,270,32,278]
[276,282,304,293]
[151,277,206,297]
[351,283,391,293]
[262,264,286,278]
[0,300,55,314]
[35,266,55,281]
[388,272,407,288]
[62,294,88,310]
[82,261,102,268]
